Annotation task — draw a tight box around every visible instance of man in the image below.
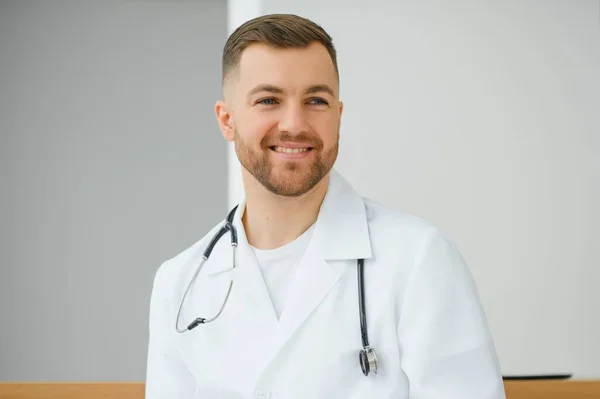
[145,14,505,398]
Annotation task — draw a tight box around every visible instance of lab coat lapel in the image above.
[263,169,373,369]
[270,231,339,352]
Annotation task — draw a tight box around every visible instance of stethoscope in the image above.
[175,205,379,376]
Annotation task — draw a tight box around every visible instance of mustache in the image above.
[262,132,323,148]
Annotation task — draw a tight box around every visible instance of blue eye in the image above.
[309,98,328,105]
[258,98,278,105]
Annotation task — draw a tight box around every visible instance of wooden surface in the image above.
[0,381,599,398]
[504,380,600,398]
[0,383,144,399]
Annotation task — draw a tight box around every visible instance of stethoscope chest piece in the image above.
[359,346,379,376]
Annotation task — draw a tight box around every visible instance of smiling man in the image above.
[145,14,505,399]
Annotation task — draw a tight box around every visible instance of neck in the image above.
[241,172,329,250]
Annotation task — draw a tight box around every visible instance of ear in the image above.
[215,100,235,142]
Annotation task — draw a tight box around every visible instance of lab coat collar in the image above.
[228,168,372,262]
[312,168,372,261]
[201,168,373,280]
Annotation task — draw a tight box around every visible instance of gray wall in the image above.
[0,0,228,381]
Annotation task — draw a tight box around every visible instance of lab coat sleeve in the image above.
[145,263,196,398]
[396,228,506,399]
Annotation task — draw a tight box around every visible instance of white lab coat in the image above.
[145,170,505,399]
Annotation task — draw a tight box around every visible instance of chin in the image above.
[268,173,325,197]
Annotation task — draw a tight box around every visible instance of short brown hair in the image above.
[222,14,338,85]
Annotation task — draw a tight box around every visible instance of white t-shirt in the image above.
[250,223,315,319]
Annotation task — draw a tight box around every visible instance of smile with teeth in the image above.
[271,146,311,153]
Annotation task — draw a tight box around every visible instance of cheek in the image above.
[312,115,340,143]
[237,112,278,143]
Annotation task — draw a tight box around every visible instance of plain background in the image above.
[0,0,228,381]
[1,0,599,382]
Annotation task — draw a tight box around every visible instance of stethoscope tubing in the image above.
[173,205,378,375]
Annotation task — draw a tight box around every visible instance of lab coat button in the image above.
[254,387,270,398]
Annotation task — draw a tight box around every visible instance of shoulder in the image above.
[361,197,462,273]
[363,197,441,245]
[360,197,476,308]
[151,220,224,295]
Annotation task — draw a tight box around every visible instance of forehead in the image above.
[237,42,339,94]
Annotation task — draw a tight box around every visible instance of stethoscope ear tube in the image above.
[203,226,229,258]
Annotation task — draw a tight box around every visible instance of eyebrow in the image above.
[247,84,335,99]
[305,84,335,97]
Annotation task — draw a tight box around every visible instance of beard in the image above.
[234,128,339,197]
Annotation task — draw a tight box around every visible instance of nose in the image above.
[277,102,309,135]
